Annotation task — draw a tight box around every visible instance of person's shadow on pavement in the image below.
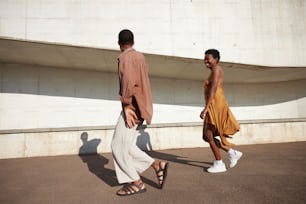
[137,127,213,169]
[79,132,118,187]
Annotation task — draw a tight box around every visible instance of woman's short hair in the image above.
[205,49,220,62]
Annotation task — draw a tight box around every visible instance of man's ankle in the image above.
[133,179,142,185]
[151,161,159,170]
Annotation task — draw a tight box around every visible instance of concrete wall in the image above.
[1,0,306,66]
[1,120,305,159]
[1,62,305,130]
[1,0,306,158]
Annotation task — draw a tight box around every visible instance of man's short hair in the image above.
[118,29,134,45]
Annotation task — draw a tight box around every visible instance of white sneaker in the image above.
[207,161,227,173]
[229,150,243,168]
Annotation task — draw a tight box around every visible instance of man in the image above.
[111,29,169,196]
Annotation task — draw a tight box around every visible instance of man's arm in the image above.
[119,57,139,128]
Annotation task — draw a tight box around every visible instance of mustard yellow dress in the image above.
[204,80,240,147]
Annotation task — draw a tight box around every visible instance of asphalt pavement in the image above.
[1,142,306,204]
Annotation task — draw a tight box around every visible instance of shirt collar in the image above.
[118,47,135,58]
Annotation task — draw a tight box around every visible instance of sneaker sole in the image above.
[207,169,227,173]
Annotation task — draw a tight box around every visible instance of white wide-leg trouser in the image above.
[111,112,154,184]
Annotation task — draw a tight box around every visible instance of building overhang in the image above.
[1,37,305,83]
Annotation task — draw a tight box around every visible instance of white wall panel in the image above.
[0,63,305,130]
[1,0,306,66]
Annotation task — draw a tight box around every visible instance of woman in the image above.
[200,49,242,173]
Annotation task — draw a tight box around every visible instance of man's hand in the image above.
[124,107,138,128]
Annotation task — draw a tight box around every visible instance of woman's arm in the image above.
[200,68,220,119]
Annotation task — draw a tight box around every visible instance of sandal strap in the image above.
[155,161,169,189]
[124,182,144,193]
[155,162,169,189]
[131,182,144,191]
[121,185,134,194]
[156,162,165,174]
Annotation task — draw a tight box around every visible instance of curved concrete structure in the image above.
[0,1,305,158]
[0,38,305,129]
[1,38,306,83]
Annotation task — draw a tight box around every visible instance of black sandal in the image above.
[155,162,169,189]
[116,182,147,196]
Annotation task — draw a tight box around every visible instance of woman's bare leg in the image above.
[204,128,221,160]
